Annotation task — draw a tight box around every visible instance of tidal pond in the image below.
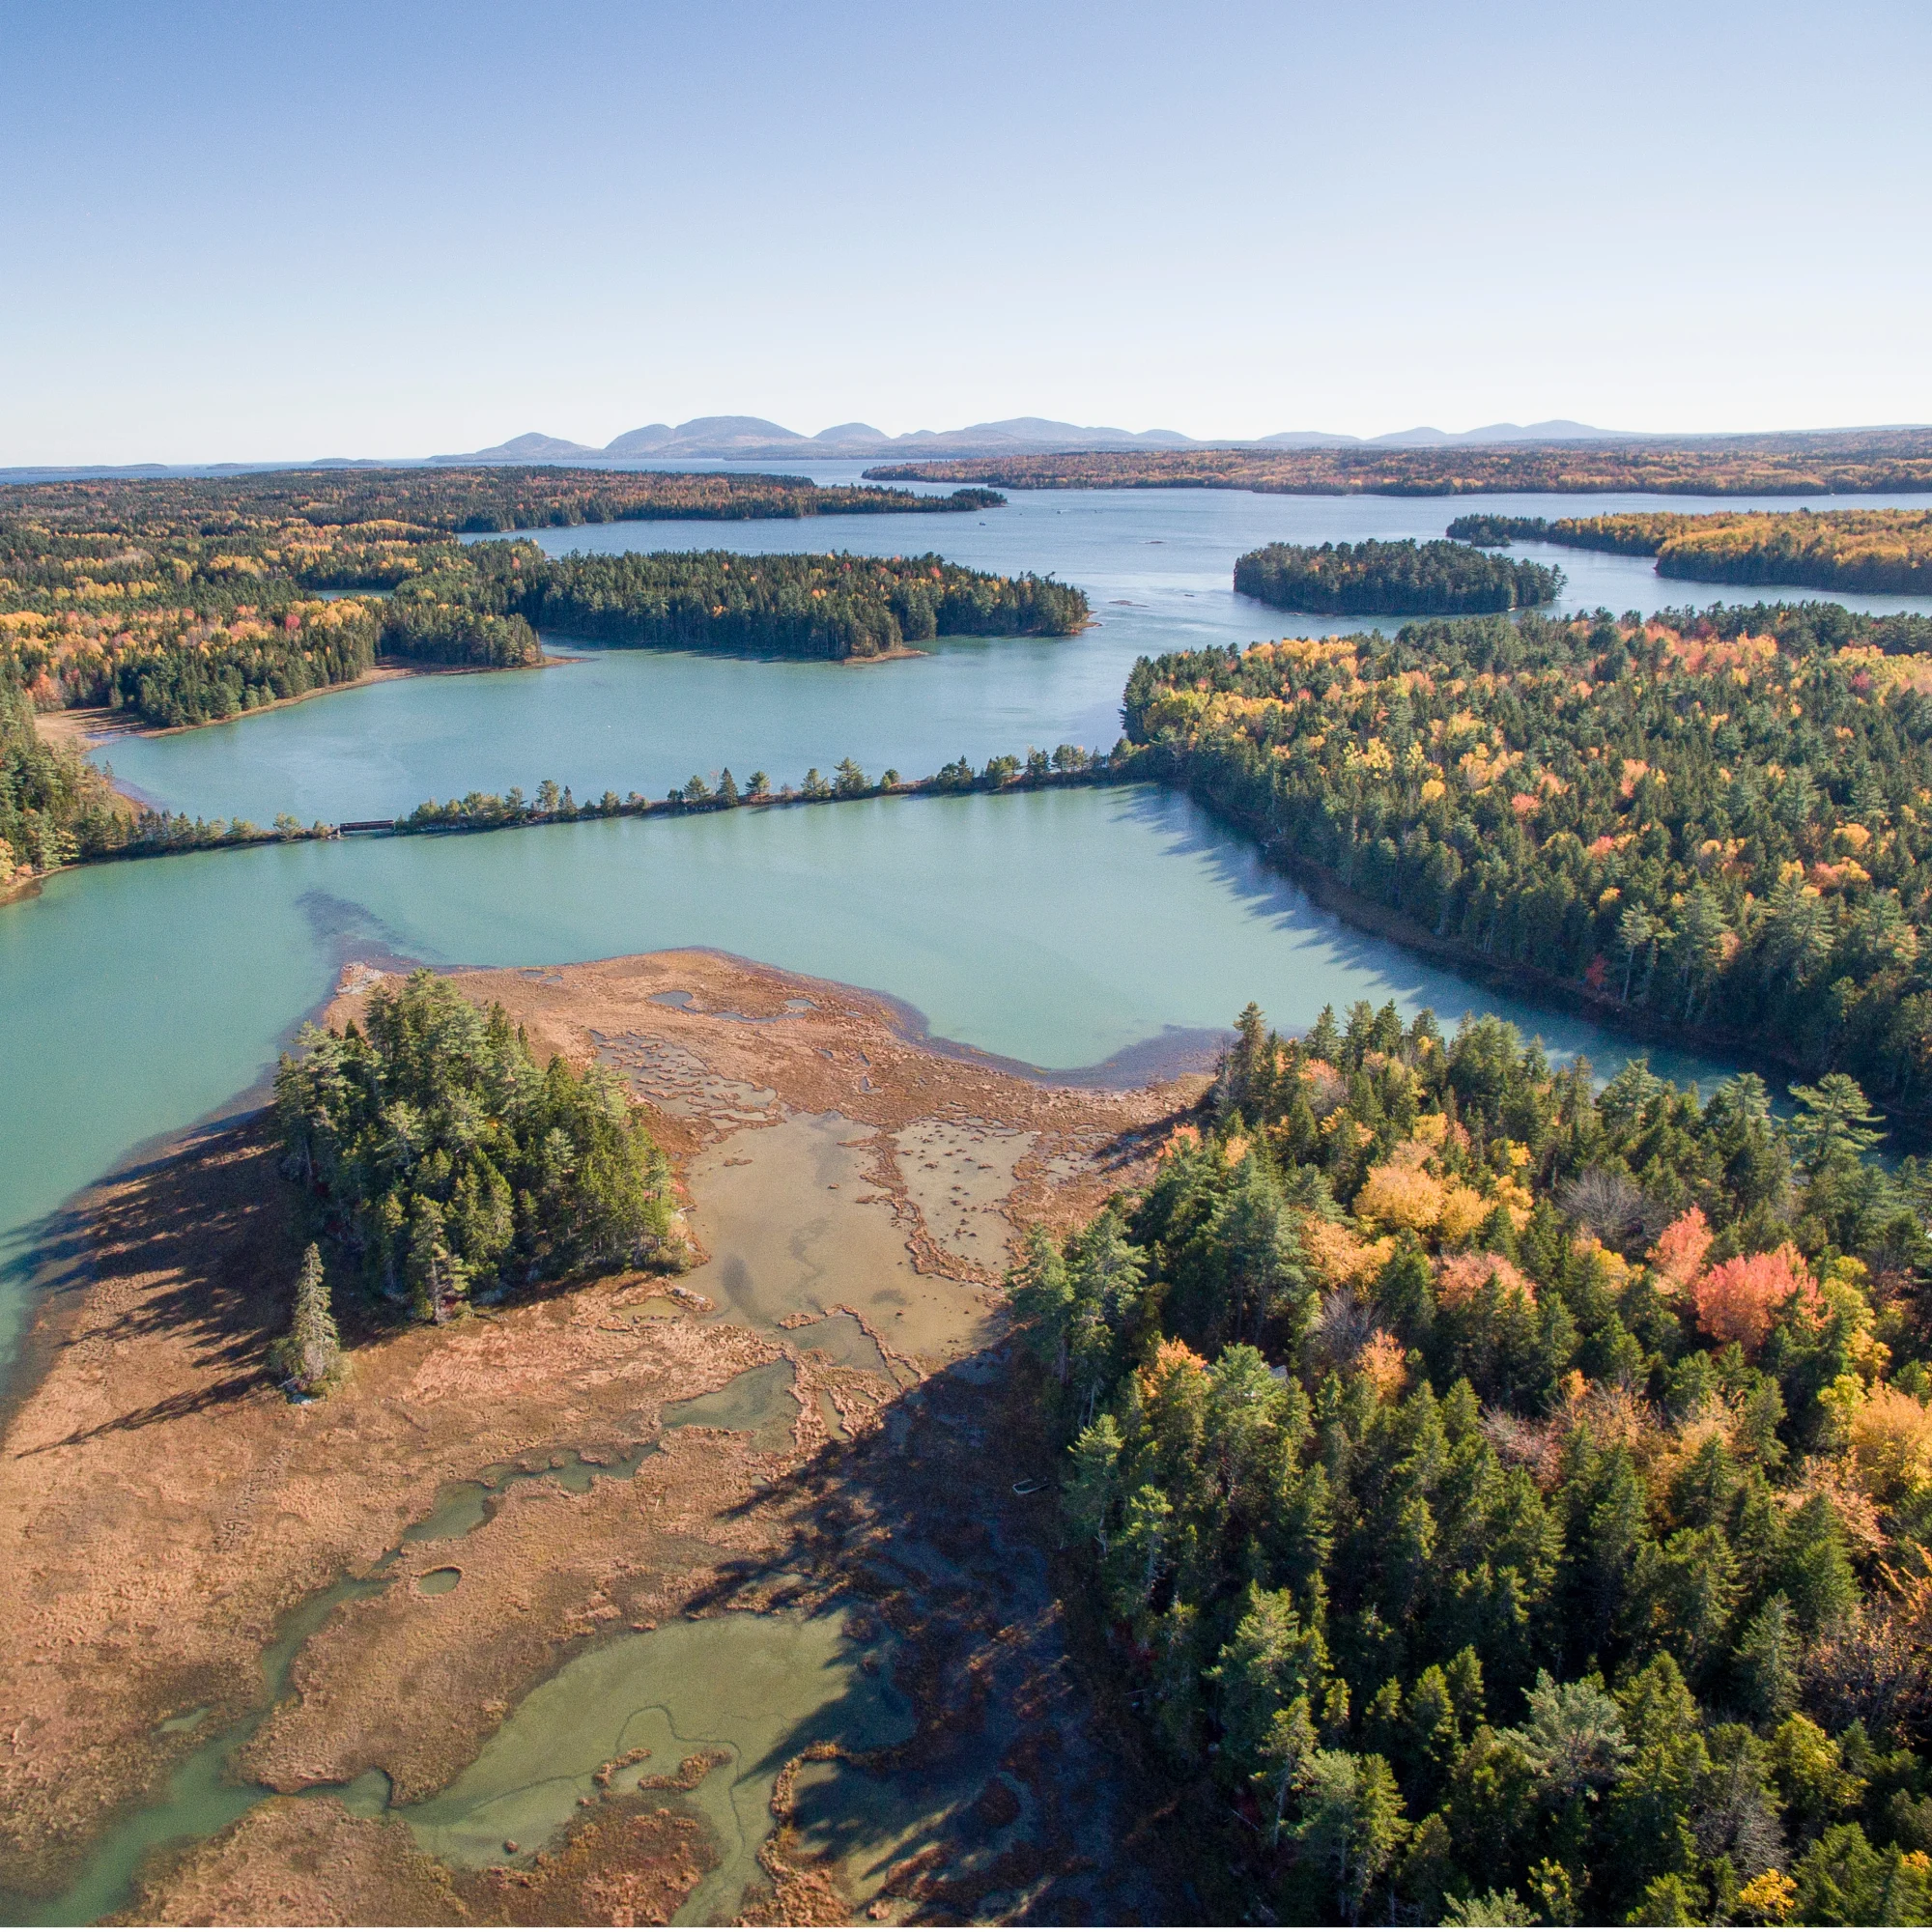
[394,1607,910,1925]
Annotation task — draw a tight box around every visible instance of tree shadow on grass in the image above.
[9,1118,298,1454]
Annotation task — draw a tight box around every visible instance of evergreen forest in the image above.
[463,546,1088,658]
[1018,998,1932,1924]
[1122,605,1932,1124]
[274,971,680,1321]
[1236,540,1563,616]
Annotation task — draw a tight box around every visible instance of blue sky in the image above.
[3,0,1928,462]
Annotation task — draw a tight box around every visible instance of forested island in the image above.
[462,546,1087,659]
[866,428,1932,497]
[1018,993,1932,1923]
[1122,604,1932,1121]
[276,970,679,1324]
[1236,539,1563,615]
[1449,508,1932,596]
[0,467,1006,729]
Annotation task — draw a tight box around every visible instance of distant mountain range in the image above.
[428,415,1638,465]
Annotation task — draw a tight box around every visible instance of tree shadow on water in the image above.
[682,1345,1179,1923]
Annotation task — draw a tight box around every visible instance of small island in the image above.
[495,547,1087,659]
[1234,538,1563,615]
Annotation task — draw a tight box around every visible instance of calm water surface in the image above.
[97,477,1932,826]
[0,786,1740,1372]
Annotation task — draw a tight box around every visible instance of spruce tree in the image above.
[271,1242,344,1396]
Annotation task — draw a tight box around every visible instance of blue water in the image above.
[93,479,1932,828]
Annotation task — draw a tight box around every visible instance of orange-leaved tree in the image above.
[1694,1244,1815,1351]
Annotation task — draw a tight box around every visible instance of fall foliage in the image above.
[1014,997,1932,1925]
[1121,603,1932,1117]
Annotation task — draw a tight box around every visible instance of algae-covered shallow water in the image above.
[397,1607,911,1924]
[0,784,1749,1374]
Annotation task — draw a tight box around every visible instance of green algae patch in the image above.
[394,1608,910,1924]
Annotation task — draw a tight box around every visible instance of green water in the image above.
[0,1445,661,1924]
[0,1569,393,1927]
[0,784,1742,1374]
[661,1358,800,1452]
[395,1607,910,1925]
[401,1445,659,1545]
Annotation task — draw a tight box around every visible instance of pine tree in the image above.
[270,1242,344,1397]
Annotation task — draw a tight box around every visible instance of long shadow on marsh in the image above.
[684,1343,1177,1925]
[9,1121,298,1452]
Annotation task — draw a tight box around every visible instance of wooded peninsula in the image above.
[1236,539,1563,615]
[866,428,1932,498]
[1020,987,1932,1924]
[1123,604,1932,1123]
[1449,509,1932,597]
[0,466,1006,727]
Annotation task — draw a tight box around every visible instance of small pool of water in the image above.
[660,1359,798,1453]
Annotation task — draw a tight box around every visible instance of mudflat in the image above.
[0,949,1197,1923]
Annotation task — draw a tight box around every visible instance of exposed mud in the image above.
[0,949,1199,1923]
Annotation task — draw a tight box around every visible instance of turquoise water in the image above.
[13,475,1875,1365]
[0,786,1739,1374]
[95,481,1932,827]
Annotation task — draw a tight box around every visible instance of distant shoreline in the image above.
[33,654,574,751]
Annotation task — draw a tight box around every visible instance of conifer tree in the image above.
[270,1242,344,1397]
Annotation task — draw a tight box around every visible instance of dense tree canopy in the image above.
[1021,997,1932,1924]
[0,468,1004,724]
[1236,540,1563,616]
[0,675,130,883]
[462,545,1088,659]
[274,970,679,1320]
[1122,606,1932,1122]
[867,429,1932,498]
